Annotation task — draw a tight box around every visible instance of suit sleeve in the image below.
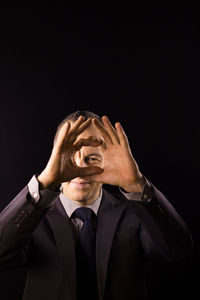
[0,185,58,270]
[122,182,193,262]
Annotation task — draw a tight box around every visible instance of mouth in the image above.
[70,179,91,189]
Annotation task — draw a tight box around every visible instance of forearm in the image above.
[0,187,42,263]
[146,185,193,260]
[0,177,59,266]
[122,181,193,261]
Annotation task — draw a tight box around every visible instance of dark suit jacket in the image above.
[0,184,193,300]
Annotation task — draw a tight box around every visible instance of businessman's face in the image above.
[62,122,103,205]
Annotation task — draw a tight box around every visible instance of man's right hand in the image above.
[37,116,103,190]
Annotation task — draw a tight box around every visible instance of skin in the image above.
[62,124,104,205]
[38,115,145,206]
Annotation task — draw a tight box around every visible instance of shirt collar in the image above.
[59,188,103,218]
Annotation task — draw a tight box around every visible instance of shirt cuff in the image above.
[28,175,60,209]
[120,177,154,202]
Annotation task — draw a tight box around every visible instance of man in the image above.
[0,110,193,300]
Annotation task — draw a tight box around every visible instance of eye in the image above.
[85,156,101,163]
[86,157,97,162]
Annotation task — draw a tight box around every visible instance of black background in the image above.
[0,3,199,299]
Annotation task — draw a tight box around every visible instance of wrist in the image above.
[120,176,146,193]
[37,172,60,190]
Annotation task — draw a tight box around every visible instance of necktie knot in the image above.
[73,207,95,222]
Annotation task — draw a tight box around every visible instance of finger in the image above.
[77,166,103,177]
[76,118,92,135]
[68,115,85,136]
[81,172,103,183]
[55,122,71,149]
[102,116,120,144]
[115,122,129,147]
[93,118,113,145]
[73,136,103,150]
[69,118,92,142]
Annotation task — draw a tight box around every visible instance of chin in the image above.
[68,190,91,202]
[62,182,101,204]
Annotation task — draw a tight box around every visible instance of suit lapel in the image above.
[96,189,124,300]
[46,197,77,300]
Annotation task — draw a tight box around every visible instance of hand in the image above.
[38,116,103,189]
[83,116,146,193]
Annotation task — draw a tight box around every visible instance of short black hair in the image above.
[54,110,102,144]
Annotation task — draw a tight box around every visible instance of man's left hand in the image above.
[83,116,146,193]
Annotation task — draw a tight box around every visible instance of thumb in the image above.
[77,166,103,177]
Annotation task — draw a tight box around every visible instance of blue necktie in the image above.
[73,207,98,300]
